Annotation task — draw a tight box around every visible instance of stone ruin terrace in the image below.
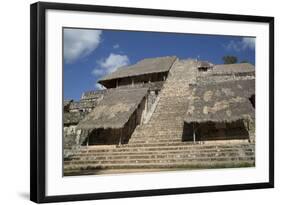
[63,56,255,175]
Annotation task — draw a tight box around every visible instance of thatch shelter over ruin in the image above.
[98,56,177,88]
[196,63,255,85]
[78,87,148,130]
[76,87,148,145]
[183,79,255,141]
[212,63,255,75]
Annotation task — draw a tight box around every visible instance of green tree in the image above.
[240,60,249,63]
[222,56,238,64]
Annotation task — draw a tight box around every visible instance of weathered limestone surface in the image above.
[63,58,256,175]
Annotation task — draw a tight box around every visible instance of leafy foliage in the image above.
[222,56,238,64]
[240,60,249,63]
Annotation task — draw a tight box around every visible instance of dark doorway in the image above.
[249,94,255,108]
[182,120,250,142]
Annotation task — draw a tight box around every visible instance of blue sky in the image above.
[64,28,255,100]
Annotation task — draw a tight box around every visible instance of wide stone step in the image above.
[137,124,184,129]
[161,88,190,91]
[157,98,189,102]
[152,110,186,114]
[76,145,254,153]
[145,120,184,124]
[135,124,183,128]
[129,135,183,139]
[76,144,255,154]
[64,161,254,173]
[155,102,189,106]
[131,131,184,136]
[154,99,190,104]
[135,129,183,133]
[135,125,184,129]
[75,147,255,156]
[128,140,185,144]
[133,126,184,130]
[145,122,184,127]
[149,116,185,120]
[133,128,181,132]
[64,156,255,169]
[68,151,254,162]
[130,135,183,140]
[160,93,190,97]
[128,139,186,144]
[138,123,184,126]
[130,135,183,139]
[129,139,183,144]
[83,142,255,149]
[119,142,205,148]
[154,103,188,107]
[150,113,186,117]
[149,116,185,121]
[71,148,254,158]
[135,128,184,132]
[130,132,183,136]
[159,95,190,98]
[132,132,250,139]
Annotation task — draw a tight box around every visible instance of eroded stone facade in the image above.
[63,57,255,174]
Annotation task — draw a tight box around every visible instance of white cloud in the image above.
[224,37,255,52]
[224,40,241,52]
[95,83,105,90]
[113,44,120,49]
[64,29,102,63]
[242,38,255,50]
[92,53,130,77]
[99,53,130,73]
[91,68,104,76]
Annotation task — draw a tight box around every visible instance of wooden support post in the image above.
[193,123,196,143]
[119,129,122,145]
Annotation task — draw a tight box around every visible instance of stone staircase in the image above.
[64,142,255,175]
[128,59,197,144]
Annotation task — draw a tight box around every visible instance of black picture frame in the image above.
[30,1,274,203]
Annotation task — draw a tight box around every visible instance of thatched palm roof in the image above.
[98,56,177,82]
[184,79,255,124]
[77,87,148,130]
[212,63,254,75]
